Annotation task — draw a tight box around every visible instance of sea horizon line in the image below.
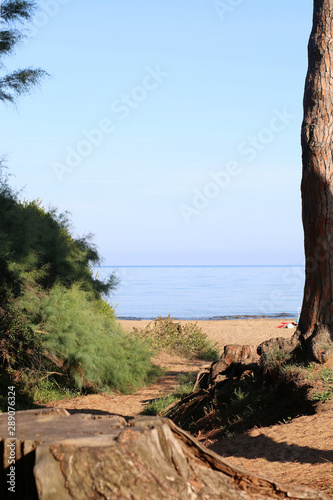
[96,264,305,268]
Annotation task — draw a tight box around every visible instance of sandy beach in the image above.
[119,317,297,349]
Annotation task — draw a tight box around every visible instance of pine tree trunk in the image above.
[299,0,333,342]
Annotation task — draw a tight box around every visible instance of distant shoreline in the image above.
[117,314,296,321]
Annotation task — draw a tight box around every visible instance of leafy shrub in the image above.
[36,283,158,392]
[0,169,118,303]
[134,316,219,360]
[181,322,220,360]
[0,301,43,369]
[0,169,163,402]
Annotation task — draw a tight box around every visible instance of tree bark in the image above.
[299,0,333,341]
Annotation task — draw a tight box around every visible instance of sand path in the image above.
[49,353,209,417]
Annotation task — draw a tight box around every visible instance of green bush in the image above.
[36,283,158,392]
[0,169,160,401]
[26,376,81,405]
[134,316,219,361]
[0,168,118,304]
[0,301,43,370]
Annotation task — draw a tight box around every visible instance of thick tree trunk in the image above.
[299,0,333,341]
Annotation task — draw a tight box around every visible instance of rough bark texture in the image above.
[0,408,329,499]
[257,333,302,364]
[300,0,333,348]
[209,344,260,384]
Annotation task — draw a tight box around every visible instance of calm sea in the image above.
[95,266,305,320]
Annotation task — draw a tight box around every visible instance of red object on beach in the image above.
[276,322,298,329]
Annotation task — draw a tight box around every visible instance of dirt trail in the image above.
[48,353,209,417]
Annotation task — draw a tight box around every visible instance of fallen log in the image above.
[0,408,329,499]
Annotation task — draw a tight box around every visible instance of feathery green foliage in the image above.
[1,1,37,23]
[0,169,118,302]
[0,299,43,369]
[0,170,159,399]
[36,283,156,392]
[134,316,219,360]
[0,0,47,103]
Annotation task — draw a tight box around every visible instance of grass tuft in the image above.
[142,373,195,416]
[282,364,333,403]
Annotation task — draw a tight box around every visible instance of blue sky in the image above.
[1,0,313,265]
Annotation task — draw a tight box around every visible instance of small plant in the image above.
[281,362,333,404]
[261,346,294,375]
[142,373,195,416]
[321,368,333,383]
[134,316,219,361]
[311,388,333,403]
[29,377,81,404]
[309,367,333,403]
[231,387,247,403]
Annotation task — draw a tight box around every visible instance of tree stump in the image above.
[209,344,260,384]
[0,408,329,499]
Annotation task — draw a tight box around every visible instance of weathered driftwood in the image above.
[0,408,329,499]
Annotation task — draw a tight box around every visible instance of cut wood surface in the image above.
[0,408,330,499]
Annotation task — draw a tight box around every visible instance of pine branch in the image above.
[0,0,46,105]
[0,67,48,102]
[1,0,37,23]
[0,29,22,59]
